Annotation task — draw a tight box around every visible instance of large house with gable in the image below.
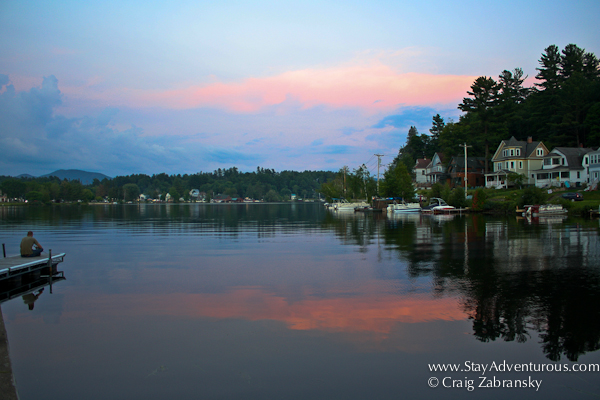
[413,153,447,188]
[425,153,447,186]
[485,136,549,188]
[532,146,595,188]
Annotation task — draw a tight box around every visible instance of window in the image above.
[561,158,565,165]
[561,172,569,178]
[544,159,551,165]
[516,149,520,156]
[510,149,514,156]
[537,148,544,156]
[497,162,501,170]
[510,161,515,169]
[577,171,581,179]
[422,170,425,175]
[505,162,509,169]
[519,161,523,169]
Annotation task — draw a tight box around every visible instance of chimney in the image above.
[527,136,532,143]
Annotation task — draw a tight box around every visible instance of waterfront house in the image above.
[532,146,595,188]
[425,153,447,187]
[447,157,486,188]
[485,136,549,188]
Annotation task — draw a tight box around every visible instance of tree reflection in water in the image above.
[334,211,600,362]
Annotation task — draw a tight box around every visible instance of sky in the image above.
[1,0,599,178]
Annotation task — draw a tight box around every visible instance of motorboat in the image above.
[522,204,567,217]
[421,198,455,214]
[329,198,370,212]
[387,200,421,213]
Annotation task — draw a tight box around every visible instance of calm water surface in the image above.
[1,203,600,399]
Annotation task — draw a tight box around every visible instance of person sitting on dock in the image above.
[20,231,43,257]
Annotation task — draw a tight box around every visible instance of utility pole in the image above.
[459,143,472,192]
[362,164,368,199]
[375,154,384,195]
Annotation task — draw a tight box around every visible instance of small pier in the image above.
[0,251,66,302]
[1,253,65,284]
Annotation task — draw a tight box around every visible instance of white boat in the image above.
[329,198,369,212]
[421,198,455,214]
[387,201,421,213]
[523,204,567,217]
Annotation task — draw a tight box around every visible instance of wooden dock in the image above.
[0,253,66,287]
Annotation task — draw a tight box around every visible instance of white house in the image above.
[532,146,595,188]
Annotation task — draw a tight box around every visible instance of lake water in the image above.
[1,203,600,399]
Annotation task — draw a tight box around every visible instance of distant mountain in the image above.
[16,174,35,179]
[40,169,111,185]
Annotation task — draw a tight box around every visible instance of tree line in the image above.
[0,168,336,203]
[395,43,600,171]
[327,43,600,202]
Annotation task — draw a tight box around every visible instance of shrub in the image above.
[471,188,488,211]
[448,187,467,208]
[519,186,547,207]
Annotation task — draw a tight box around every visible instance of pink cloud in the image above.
[61,61,475,113]
[144,63,475,112]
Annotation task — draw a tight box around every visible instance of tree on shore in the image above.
[381,161,414,200]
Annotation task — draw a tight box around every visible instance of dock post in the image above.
[48,249,53,294]
[2,244,5,258]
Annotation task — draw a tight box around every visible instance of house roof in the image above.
[414,158,430,169]
[426,152,446,168]
[545,147,595,169]
[493,136,544,160]
[531,166,578,173]
[449,156,486,169]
